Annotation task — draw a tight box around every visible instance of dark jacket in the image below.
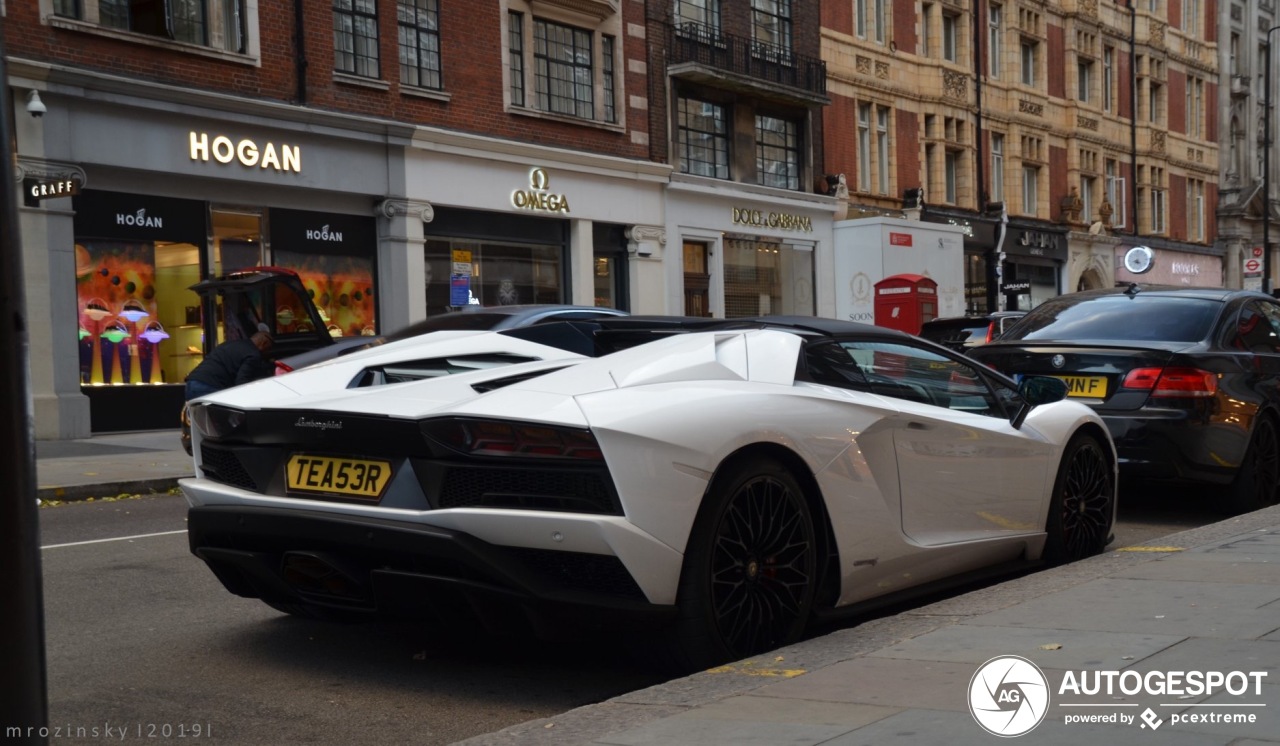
[186,338,273,390]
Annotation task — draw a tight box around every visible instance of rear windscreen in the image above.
[920,322,988,343]
[1001,295,1221,343]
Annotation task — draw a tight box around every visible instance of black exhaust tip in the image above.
[281,551,369,601]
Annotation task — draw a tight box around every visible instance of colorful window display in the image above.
[73,191,209,388]
[268,209,379,338]
[76,240,165,384]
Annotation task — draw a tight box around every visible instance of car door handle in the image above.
[907,421,930,430]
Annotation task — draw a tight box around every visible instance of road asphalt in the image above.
[34,431,1280,744]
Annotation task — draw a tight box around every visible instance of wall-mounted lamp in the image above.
[26,90,46,119]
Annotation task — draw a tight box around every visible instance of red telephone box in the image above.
[874,274,938,335]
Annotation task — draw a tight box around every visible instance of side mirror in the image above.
[1011,375,1068,429]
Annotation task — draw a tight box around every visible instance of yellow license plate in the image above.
[286,454,392,499]
[1055,375,1108,398]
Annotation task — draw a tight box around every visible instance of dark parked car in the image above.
[968,285,1280,513]
[919,311,1027,352]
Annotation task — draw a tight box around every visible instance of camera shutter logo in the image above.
[969,655,1050,737]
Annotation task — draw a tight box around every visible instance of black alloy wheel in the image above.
[671,458,818,670]
[1045,434,1114,564]
[1229,416,1280,514]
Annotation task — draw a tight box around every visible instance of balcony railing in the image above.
[665,22,827,98]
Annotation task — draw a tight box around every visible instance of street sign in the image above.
[1245,275,1264,292]
[1254,247,1264,258]
[1245,258,1263,275]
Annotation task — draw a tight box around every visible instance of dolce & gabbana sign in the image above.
[511,168,570,213]
[731,207,813,233]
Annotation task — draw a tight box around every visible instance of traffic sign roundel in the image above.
[1245,258,1262,273]
[1255,247,1265,258]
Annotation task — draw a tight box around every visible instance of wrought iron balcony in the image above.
[665,22,828,105]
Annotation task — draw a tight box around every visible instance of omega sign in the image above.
[189,132,301,173]
[512,168,570,213]
[731,208,814,233]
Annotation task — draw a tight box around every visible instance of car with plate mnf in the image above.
[180,316,1116,671]
[969,285,1280,513]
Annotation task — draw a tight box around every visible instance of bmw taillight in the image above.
[985,323,996,344]
[1121,367,1218,398]
[421,418,604,460]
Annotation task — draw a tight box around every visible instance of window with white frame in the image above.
[942,12,957,62]
[54,0,250,53]
[873,0,885,44]
[1103,46,1113,111]
[856,0,867,38]
[921,3,932,56]
[1148,166,1166,233]
[1020,39,1036,86]
[988,4,1002,78]
[1022,165,1039,217]
[506,3,621,125]
[1105,158,1126,228]
[678,96,730,179]
[1188,178,1205,240]
[398,0,440,89]
[335,0,380,78]
[1148,81,1162,124]
[1182,0,1199,38]
[945,150,959,203]
[1081,176,1096,223]
[876,107,890,194]
[1077,57,1092,103]
[991,133,1005,202]
[756,114,801,190]
[925,144,937,202]
[857,103,872,192]
[1187,76,1203,137]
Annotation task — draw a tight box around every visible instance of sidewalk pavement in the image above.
[35,429,191,503]
[33,432,1280,744]
[458,504,1280,746]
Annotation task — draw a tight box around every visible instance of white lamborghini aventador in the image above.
[180,316,1117,671]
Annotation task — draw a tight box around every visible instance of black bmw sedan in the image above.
[968,284,1280,514]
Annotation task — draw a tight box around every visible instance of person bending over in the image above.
[184,331,274,400]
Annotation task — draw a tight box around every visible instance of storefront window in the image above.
[965,252,989,313]
[1003,262,1058,311]
[424,238,562,316]
[73,191,207,388]
[723,237,814,317]
[269,209,379,338]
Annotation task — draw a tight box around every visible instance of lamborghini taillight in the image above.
[421,418,604,460]
[1122,367,1217,398]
